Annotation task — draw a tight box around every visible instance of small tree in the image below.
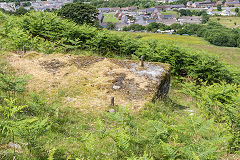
[170,23,182,30]
[0,98,27,158]
[14,6,28,16]
[57,2,98,26]
[201,14,210,24]
[217,4,222,11]
[106,22,116,30]
[0,73,27,99]
[235,7,239,13]
[122,26,130,31]
[22,2,31,7]
[0,98,50,158]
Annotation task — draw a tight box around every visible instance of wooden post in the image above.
[140,56,144,67]
[110,97,114,106]
[23,46,26,54]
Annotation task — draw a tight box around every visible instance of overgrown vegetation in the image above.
[0,11,239,159]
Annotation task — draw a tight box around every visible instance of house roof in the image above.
[121,7,128,10]
[193,2,200,6]
[147,19,156,23]
[155,5,171,9]
[98,8,109,11]
[128,6,137,10]
[163,15,174,19]
[146,8,155,12]
[198,1,214,4]
[225,1,240,4]
[216,1,223,4]
[170,4,185,8]
[40,1,51,4]
[187,1,193,4]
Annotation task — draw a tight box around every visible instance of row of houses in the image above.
[158,0,180,3]
[0,2,15,11]
[98,4,185,13]
[99,0,240,14]
[207,8,236,15]
[187,0,240,8]
[30,0,73,11]
[187,1,214,8]
[0,0,73,11]
[99,0,240,13]
[98,7,136,12]
[224,0,240,7]
[101,8,202,29]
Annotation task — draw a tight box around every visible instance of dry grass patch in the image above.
[7,52,170,111]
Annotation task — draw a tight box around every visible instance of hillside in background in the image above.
[210,16,240,29]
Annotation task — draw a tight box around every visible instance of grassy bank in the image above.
[210,16,240,28]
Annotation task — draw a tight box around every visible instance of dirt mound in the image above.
[7,52,170,111]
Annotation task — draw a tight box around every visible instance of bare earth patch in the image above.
[7,52,170,111]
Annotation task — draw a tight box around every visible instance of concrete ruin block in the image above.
[70,56,171,108]
[107,58,171,105]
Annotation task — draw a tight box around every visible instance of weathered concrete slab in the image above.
[8,52,170,110]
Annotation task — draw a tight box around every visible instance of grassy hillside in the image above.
[1,51,239,160]
[0,11,239,159]
[129,32,240,66]
[210,16,240,28]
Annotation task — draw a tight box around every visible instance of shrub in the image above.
[182,81,240,152]
[0,11,97,52]
[135,41,235,83]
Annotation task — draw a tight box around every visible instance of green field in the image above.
[103,13,119,23]
[161,10,179,17]
[129,32,240,66]
[211,16,240,28]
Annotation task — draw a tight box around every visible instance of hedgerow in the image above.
[0,11,238,84]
